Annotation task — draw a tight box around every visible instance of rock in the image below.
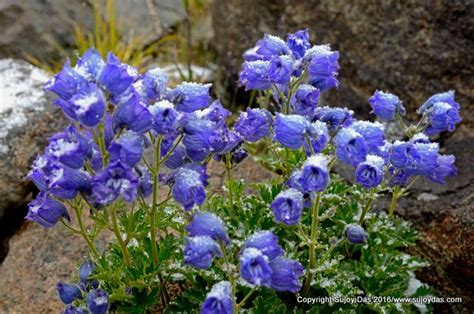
[211,0,474,124]
[0,0,185,62]
[0,59,67,261]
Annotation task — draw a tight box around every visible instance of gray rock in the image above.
[0,59,66,260]
[0,0,185,62]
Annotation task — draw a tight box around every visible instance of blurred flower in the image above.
[57,282,82,304]
[87,289,109,314]
[345,224,367,244]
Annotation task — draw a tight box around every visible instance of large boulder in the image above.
[0,0,185,62]
[0,59,67,261]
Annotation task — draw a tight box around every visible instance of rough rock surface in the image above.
[0,0,185,62]
[0,59,66,261]
[211,1,474,311]
[0,158,272,312]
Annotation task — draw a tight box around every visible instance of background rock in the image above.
[0,0,185,63]
[0,59,66,261]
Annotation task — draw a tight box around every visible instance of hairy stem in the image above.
[302,192,322,295]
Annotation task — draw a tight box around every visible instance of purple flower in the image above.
[269,257,304,293]
[269,55,294,85]
[98,52,137,96]
[75,48,105,82]
[210,127,242,155]
[149,100,179,134]
[305,45,340,91]
[335,128,368,166]
[292,84,319,117]
[172,168,206,210]
[239,60,271,91]
[345,224,367,244]
[429,154,457,184]
[184,236,222,269]
[235,108,272,142]
[287,29,311,59]
[230,146,248,164]
[64,305,89,314]
[240,248,273,286]
[389,141,419,168]
[113,93,153,134]
[256,34,291,57]
[424,102,462,136]
[108,130,144,167]
[388,167,411,187]
[201,281,234,314]
[169,82,212,113]
[411,133,430,144]
[45,125,90,169]
[26,192,69,228]
[311,106,353,130]
[87,289,109,314]
[183,117,214,162]
[418,91,459,114]
[136,166,153,197]
[164,145,188,169]
[186,212,230,245]
[271,189,304,225]
[355,155,385,189]
[79,260,95,283]
[306,120,329,154]
[368,90,405,121]
[92,161,139,205]
[196,100,231,126]
[45,59,87,100]
[142,67,168,100]
[57,282,82,304]
[56,83,106,127]
[273,114,310,149]
[299,155,330,192]
[350,121,385,153]
[243,231,284,260]
[391,142,439,176]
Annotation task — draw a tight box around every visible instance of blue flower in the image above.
[411,133,430,144]
[287,29,311,59]
[79,260,95,283]
[292,84,319,117]
[169,82,212,113]
[196,100,231,126]
[142,67,168,100]
[239,248,273,286]
[273,114,310,149]
[75,48,105,82]
[26,192,69,228]
[355,155,385,189]
[56,83,106,127]
[350,121,385,153]
[418,91,459,114]
[271,188,304,225]
[311,106,353,130]
[98,52,137,96]
[243,231,284,260]
[113,93,153,134]
[389,141,419,168]
[306,120,329,154]
[235,108,272,142]
[149,100,179,134]
[256,34,291,57]
[45,125,90,169]
[425,102,462,136]
[400,142,439,176]
[108,130,144,167]
[210,127,242,155]
[201,281,234,314]
[269,55,294,85]
[239,60,272,91]
[230,146,248,164]
[183,117,214,162]
[64,305,89,314]
[172,168,206,210]
[429,154,457,184]
[136,166,153,197]
[299,155,330,192]
[87,289,109,314]
[368,90,405,121]
[92,161,139,205]
[388,166,411,187]
[305,45,340,91]
[345,224,367,244]
[186,212,230,245]
[164,145,188,169]
[184,236,222,269]
[45,59,87,100]
[56,282,82,304]
[269,257,304,293]
[334,128,368,166]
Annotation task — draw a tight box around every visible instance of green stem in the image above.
[96,123,108,166]
[359,189,375,225]
[220,242,237,311]
[110,202,131,265]
[302,192,322,295]
[306,136,315,155]
[151,136,163,267]
[73,205,100,259]
[225,155,237,221]
[237,286,257,309]
[389,186,400,218]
